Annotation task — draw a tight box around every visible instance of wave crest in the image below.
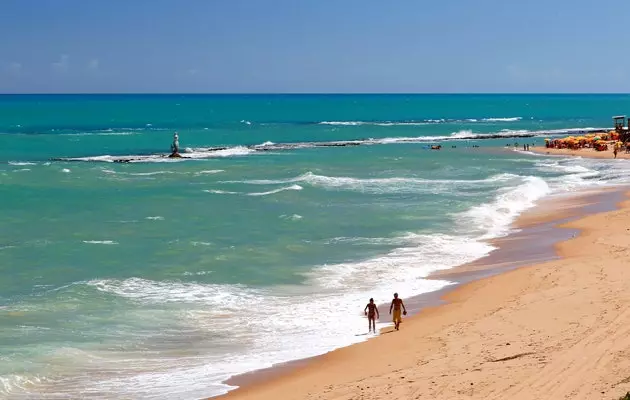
[228,172,521,195]
[49,127,607,163]
[460,176,551,238]
[318,117,523,126]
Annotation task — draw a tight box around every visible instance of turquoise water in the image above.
[1,94,630,399]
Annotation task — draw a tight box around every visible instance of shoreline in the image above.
[529,146,629,159]
[216,185,629,399]
[218,187,630,399]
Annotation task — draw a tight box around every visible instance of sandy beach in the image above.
[530,146,630,160]
[218,191,630,400]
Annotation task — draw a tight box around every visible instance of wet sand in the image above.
[216,187,630,400]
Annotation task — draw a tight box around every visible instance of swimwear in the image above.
[392,309,402,324]
[367,304,377,319]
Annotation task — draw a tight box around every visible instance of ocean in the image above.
[1,94,629,399]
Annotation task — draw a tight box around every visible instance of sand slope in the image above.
[219,196,630,400]
[530,146,630,159]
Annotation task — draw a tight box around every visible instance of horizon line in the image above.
[1,92,630,96]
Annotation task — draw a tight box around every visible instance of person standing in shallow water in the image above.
[364,298,379,333]
[389,293,407,331]
[171,132,180,155]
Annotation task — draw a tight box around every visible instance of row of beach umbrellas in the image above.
[544,131,620,144]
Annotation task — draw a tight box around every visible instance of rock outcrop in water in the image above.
[48,128,609,163]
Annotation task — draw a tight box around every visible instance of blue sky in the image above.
[1,0,629,93]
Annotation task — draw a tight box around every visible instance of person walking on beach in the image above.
[389,293,407,331]
[364,298,379,333]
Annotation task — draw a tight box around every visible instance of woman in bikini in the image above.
[364,298,380,333]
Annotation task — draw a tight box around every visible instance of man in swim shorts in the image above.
[364,298,379,333]
[389,292,407,331]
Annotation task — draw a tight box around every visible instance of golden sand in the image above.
[531,146,630,160]
[218,193,630,400]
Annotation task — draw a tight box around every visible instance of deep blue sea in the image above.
[1,94,630,399]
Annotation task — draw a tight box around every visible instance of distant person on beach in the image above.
[389,293,407,331]
[614,142,621,158]
[364,298,379,333]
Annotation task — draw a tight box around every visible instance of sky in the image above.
[1,0,629,93]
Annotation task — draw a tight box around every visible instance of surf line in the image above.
[49,128,608,163]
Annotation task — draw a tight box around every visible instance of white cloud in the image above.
[187,68,199,76]
[88,59,99,70]
[52,54,69,72]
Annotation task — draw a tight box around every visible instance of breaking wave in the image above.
[246,184,303,196]
[203,185,303,196]
[8,161,37,166]
[318,117,523,126]
[48,127,607,163]
[228,172,522,195]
